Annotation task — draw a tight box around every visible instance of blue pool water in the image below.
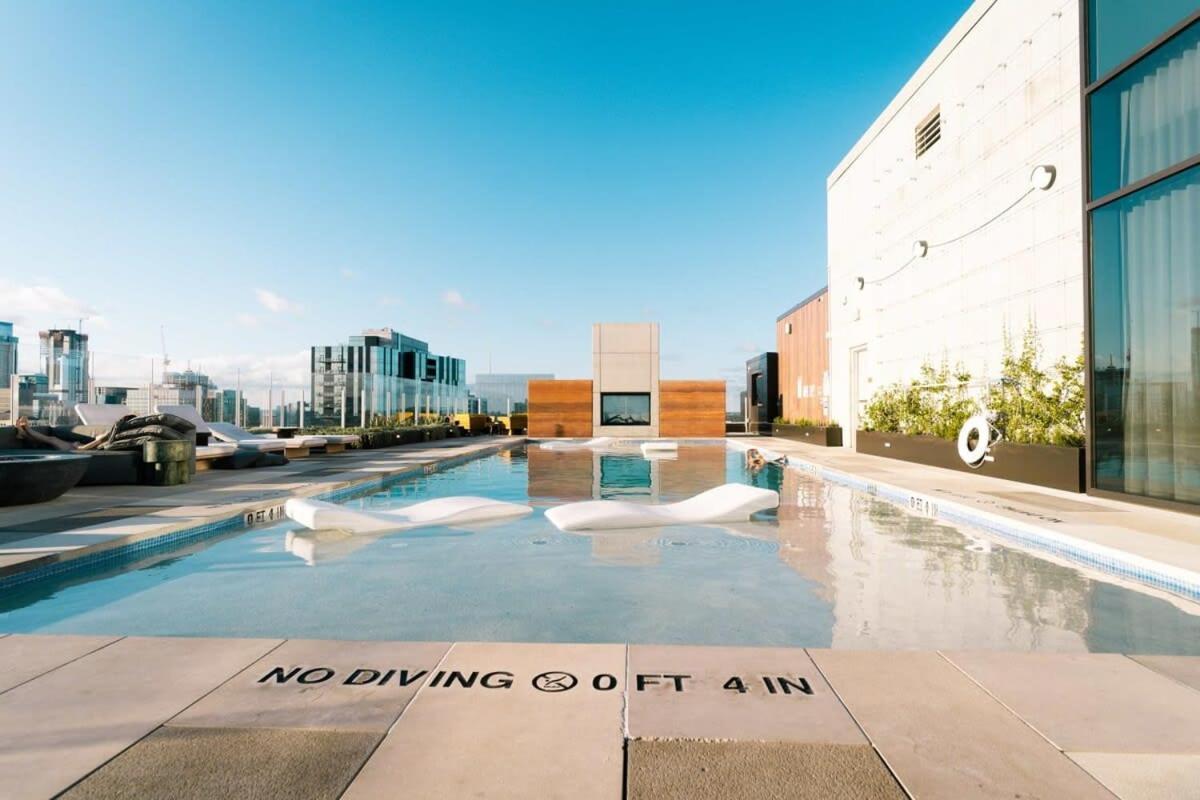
[2,444,1198,652]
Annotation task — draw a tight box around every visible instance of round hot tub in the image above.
[0,450,91,506]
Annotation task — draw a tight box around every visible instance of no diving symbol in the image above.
[532,671,577,692]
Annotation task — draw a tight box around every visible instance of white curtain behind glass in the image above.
[1119,29,1200,187]
[1120,171,1199,503]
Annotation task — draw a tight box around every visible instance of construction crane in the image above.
[160,325,171,373]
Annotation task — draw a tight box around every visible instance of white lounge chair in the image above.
[74,403,133,427]
[149,405,248,464]
[285,496,533,533]
[156,406,288,454]
[545,483,779,532]
[209,422,333,457]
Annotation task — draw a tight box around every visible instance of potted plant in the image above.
[857,325,1086,492]
[771,417,843,447]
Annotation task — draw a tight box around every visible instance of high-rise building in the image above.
[469,373,554,414]
[0,322,17,388]
[310,328,467,426]
[39,329,89,421]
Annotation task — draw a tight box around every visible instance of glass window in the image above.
[1090,20,1200,199]
[1090,164,1200,505]
[1089,0,1196,81]
[600,393,651,426]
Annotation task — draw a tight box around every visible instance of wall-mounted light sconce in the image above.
[1030,164,1056,191]
[912,240,929,258]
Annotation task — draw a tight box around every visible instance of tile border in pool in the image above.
[727,440,1200,604]
[0,439,524,592]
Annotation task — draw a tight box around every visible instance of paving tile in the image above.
[59,726,379,800]
[171,639,450,732]
[1068,752,1200,800]
[946,651,1200,753]
[627,644,864,743]
[342,642,625,800]
[810,650,1111,799]
[0,635,280,800]
[626,740,906,800]
[0,634,119,693]
[1129,655,1200,693]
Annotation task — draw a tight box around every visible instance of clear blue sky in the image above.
[0,0,971,405]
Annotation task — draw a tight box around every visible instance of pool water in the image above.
[2,444,1199,653]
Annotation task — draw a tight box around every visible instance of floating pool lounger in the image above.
[538,437,616,451]
[640,441,678,455]
[285,496,534,533]
[544,483,779,532]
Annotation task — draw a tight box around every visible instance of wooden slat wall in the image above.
[527,379,593,437]
[776,290,829,423]
[526,447,594,500]
[658,444,727,496]
[659,380,726,437]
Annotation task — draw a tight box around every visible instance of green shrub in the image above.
[986,326,1085,447]
[862,323,1086,447]
[772,416,837,428]
[863,359,974,439]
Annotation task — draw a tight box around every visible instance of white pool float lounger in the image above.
[285,496,533,533]
[545,483,779,532]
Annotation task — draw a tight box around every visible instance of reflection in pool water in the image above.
[1,445,1198,653]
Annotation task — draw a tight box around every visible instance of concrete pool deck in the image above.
[2,634,1200,798]
[0,436,524,585]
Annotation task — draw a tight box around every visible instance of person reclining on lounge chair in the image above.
[14,415,124,451]
[15,413,195,453]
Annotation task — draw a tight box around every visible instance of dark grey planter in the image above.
[772,424,843,447]
[0,450,91,506]
[855,431,1086,493]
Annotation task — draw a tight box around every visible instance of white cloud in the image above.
[734,341,760,353]
[235,313,259,328]
[339,268,357,280]
[194,350,311,390]
[0,278,105,329]
[254,288,304,314]
[377,294,403,308]
[441,289,468,308]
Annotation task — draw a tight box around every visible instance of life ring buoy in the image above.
[957,414,992,467]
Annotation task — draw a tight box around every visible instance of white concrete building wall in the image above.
[592,322,660,437]
[827,0,1084,440]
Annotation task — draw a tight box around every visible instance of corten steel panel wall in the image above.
[659,381,726,437]
[776,289,830,422]
[826,0,1084,436]
[528,379,594,437]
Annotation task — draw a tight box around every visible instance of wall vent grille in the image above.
[915,107,941,158]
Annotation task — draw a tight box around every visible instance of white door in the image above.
[849,346,868,448]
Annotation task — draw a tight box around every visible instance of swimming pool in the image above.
[2,443,1198,652]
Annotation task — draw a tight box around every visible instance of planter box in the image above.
[772,424,843,447]
[856,430,1085,493]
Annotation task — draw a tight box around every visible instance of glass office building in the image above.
[311,328,467,426]
[0,322,16,387]
[1085,2,1199,507]
[470,373,554,414]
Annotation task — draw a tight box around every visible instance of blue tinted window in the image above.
[1089,20,1200,199]
[1090,164,1200,504]
[1089,0,1196,80]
